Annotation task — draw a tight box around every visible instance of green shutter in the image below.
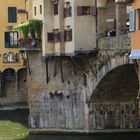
[5,32,10,48]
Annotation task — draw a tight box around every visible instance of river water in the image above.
[0,109,140,140]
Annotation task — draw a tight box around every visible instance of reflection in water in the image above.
[23,133,140,140]
[0,110,140,140]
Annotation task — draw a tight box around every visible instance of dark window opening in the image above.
[47,30,61,43]
[77,6,96,16]
[4,69,16,81]
[54,3,58,15]
[34,6,36,15]
[40,5,42,14]
[47,32,54,43]
[8,7,17,23]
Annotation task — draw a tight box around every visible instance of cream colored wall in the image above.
[0,0,28,72]
[97,0,108,8]
[74,0,96,51]
[36,0,97,56]
[26,0,33,20]
[64,0,74,55]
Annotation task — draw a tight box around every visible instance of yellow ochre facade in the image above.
[0,0,32,72]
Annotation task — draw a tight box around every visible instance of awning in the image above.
[129,50,140,59]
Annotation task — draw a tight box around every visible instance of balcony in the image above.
[18,38,42,51]
[13,19,43,52]
[115,0,133,4]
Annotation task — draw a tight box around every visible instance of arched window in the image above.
[8,52,15,62]
[3,53,8,63]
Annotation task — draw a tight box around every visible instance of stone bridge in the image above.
[27,34,139,133]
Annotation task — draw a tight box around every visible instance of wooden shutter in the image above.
[129,10,135,32]
[77,6,82,16]
[64,29,72,41]
[58,32,61,42]
[64,8,66,18]
[90,6,96,16]
[5,32,10,48]
[47,32,54,42]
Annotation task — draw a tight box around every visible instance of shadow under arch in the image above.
[3,68,16,81]
[88,64,139,129]
[17,68,27,90]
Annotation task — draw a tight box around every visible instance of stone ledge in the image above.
[29,128,140,134]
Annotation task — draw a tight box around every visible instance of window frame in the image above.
[54,3,58,15]
[8,7,17,23]
[5,31,18,48]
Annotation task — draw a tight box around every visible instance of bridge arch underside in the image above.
[89,64,139,129]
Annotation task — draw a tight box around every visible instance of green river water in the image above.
[0,109,140,140]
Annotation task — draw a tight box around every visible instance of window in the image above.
[34,6,36,15]
[3,52,19,63]
[54,3,58,15]
[77,6,96,16]
[47,29,61,43]
[64,2,72,18]
[5,31,18,48]
[40,5,42,14]
[64,28,72,41]
[8,7,17,23]
[47,32,54,43]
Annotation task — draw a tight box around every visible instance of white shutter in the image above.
[129,10,135,32]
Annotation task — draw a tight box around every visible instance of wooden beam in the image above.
[26,52,31,75]
[71,57,76,75]
[59,57,64,83]
[84,56,97,79]
[46,57,49,83]
[53,56,57,78]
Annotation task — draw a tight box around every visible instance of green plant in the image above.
[13,19,43,41]
[20,25,29,40]
[30,19,43,41]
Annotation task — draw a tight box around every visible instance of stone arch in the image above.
[88,64,139,129]
[86,55,130,101]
